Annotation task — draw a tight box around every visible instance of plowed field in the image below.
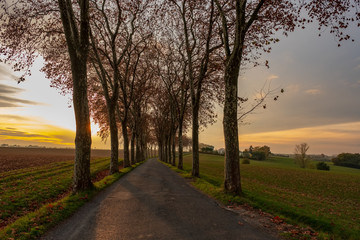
[0,147,123,172]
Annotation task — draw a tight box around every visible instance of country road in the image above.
[42,158,278,240]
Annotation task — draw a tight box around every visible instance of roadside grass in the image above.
[165,154,360,240]
[0,159,143,240]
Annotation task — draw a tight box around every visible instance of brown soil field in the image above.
[0,147,123,173]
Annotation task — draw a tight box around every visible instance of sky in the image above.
[200,23,360,155]
[1,21,360,155]
[0,59,109,149]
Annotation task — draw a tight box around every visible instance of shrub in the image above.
[241,158,250,164]
[316,162,330,171]
[251,151,266,161]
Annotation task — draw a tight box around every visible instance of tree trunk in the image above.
[143,139,147,161]
[136,133,141,163]
[192,104,200,177]
[72,65,93,192]
[223,64,242,195]
[161,143,164,161]
[108,103,119,174]
[178,123,183,170]
[122,121,130,167]
[140,134,146,162]
[158,141,162,161]
[164,137,168,163]
[168,135,172,165]
[172,132,176,166]
[130,131,135,165]
[58,0,92,192]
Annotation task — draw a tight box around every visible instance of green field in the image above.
[0,158,113,229]
[181,154,360,239]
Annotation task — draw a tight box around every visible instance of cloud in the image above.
[0,122,75,146]
[305,88,321,95]
[0,83,23,94]
[267,74,279,81]
[0,115,30,121]
[0,64,17,81]
[1,64,43,107]
[0,128,49,138]
[286,84,300,93]
[0,102,20,107]
[0,95,41,107]
[0,81,42,108]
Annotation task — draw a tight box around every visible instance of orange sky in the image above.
[0,114,108,149]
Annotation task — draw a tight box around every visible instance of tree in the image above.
[304,0,360,45]
[249,145,254,154]
[294,143,310,168]
[152,37,191,169]
[153,41,181,166]
[253,145,271,159]
[332,153,360,169]
[214,0,359,195]
[168,0,223,177]
[0,0,93,192]
[58,0,93,192]
[215,0,302,195]
[251,151,266,161]
[87,0,153,169]
[151,86,172,163]
[130,40,157,164]
[200,144,214,153]
[238,82,284,125]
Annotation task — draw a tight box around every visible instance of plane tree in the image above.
[214,0,359,195]
[87,0,154,170]
[152,39,190,167]
[304,0,359,44]
[166,0,223,176]
[130,40,157,163]
[0,0,94,192]
[151,85,172,163]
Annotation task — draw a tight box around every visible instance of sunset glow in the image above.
[239,122,360,155]
[0,114,108,148]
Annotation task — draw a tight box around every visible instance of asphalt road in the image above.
[42,158,278,240]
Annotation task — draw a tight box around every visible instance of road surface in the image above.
[42,158,278,240]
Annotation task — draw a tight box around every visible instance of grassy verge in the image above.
[0,160,144,240]
[161,154,360,240]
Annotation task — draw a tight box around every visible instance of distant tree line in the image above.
[332,153,360,169]
[243,145,271,161]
